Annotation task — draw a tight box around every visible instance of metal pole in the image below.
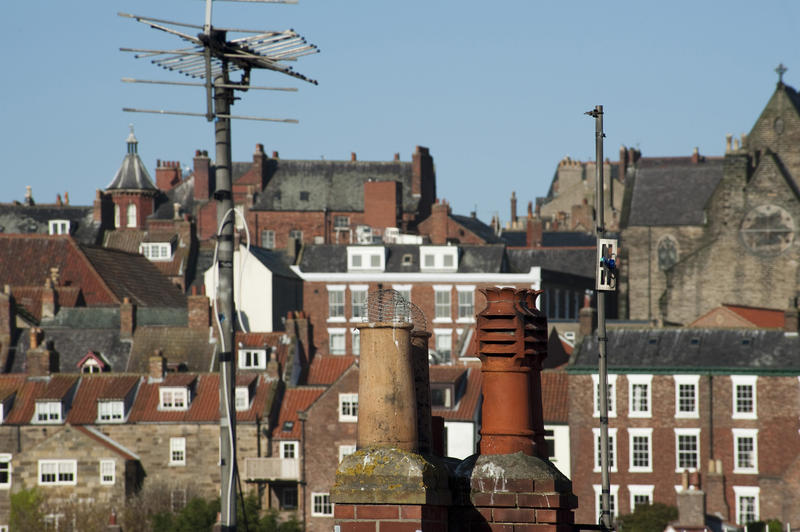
[589,105,612,529]
[216,66,238,531]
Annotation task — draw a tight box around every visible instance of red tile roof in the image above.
[5,379,47,424]
[432,367,482,422]
[306,356,357,385]
[12,286,82,321]
[541,370,568,423]
[723,304,786,329]
[127,373,274,423]
[66,375,141,424]
[272,387,325,440]
[429,366,467,384]
[41,375,79,400]
[235,332,289,366]
[0,375,26,408]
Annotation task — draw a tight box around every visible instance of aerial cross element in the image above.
[120,2,318,530]
[776,63,788,84]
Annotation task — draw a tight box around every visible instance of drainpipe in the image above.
[298,411,307,528]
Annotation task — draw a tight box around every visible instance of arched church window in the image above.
[657,235,678,271]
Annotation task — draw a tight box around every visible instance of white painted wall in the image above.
[545,423,571,479]
[204,246,274,332]
[444,421,476,459]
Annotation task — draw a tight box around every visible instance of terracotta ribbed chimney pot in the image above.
[356,322,417,451]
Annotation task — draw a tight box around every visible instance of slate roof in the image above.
[11,327,132,374]
[306,355,357,385]
[541,370,568,423]
[106,132,157,192]
[450,215,503,244]
[153,177,203,220]
[431,366,481,422]
[80,245,186,307]
[248,159,421,214]
[248,246,301,279]
[12,286,83,321]
[272,386,325,440]
[570,328,800,373]
[626,157,724,226]
[541,232,596,247]
[297,244,508,274]
[507,248,596,278]
[126,326,216,373]
[0,204,102,245]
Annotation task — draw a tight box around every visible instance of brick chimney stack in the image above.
[510,191,518,228]
[675,470,706,528]
[27,329,59,376]
[41,278,57,320]
[193,150,212,200]
[526,217,543,248]
[577,292,597,344]
[120,297,135,339]
[149,350,166,381]
[429,199,450,245]
[188,288,211,330]
[156,160,182,191]
[0,286,13,369]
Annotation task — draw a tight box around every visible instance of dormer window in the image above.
[34,401,62,424]
[347,246,385,272]
[420,246,459,272]
[48,220,70,235]
[431,385,453,408]
[0,393,15,424]
[140,242,173,261]
[159,387,189,411]
[97,400,125,423]
[239,349,267,370]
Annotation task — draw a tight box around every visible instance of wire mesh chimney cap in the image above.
[364,289,428,333]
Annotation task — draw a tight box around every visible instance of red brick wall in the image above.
[197,202,217,241]
[304,368,359,531]
[156,161,182,191]
[569,373,800,524]
[334,504,446,532]
[363,181,400,230]
[193,152,212,201]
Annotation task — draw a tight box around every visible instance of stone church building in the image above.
[620,77,800,325]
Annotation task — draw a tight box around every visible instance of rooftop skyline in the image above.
[2,1,799,224]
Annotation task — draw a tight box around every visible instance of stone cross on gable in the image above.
[776,63,788,84]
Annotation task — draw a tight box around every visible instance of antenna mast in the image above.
[121,2,318,530]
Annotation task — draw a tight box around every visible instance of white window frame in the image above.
[126,203,137,228]
[592,374,617,418]
[280,441,299,459]
[100,460,115,485]
[392,285,412,304]
[239,349,267,370]
[628,428,653,473]
[327,286,346,322]
[328,328,346,355]
[169,437,186,466]
[48,220,70,235]
[311,492,333,516]
[731,375,757,419]
[674,375,700,418]
[593,484,619,522]
[139,242,172,261]
[732,428,758,474]
[350,285,368,322]
[346,246,385,272]
[351,328,360,356]
[674,428,701,472]
[97,401,125,423]
[34,401,62,424]
[338,444,356,463]
[433,285,452,322]
[419,246,458,272]
[628,484,654,511]
[593,427,617,473]
[434,328,453,364]
[456,285,476,323]
[159,388,189,411]
[234,387,250,411]
[38,460,77,486]
[0,454,11,489]
[261,229,275,249]
[733,486,760,525]
[628,374,653,418]
[114,204,121,228]
[339,393,358,422]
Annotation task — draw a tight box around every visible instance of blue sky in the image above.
[2,1,799,225]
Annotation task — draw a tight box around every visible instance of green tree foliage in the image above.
[617,503,678,532]
[10,488,45,532]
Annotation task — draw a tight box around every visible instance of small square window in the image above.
[312,493,333,516]
[170,437,186,466]
[100,460,115,485]
[339,393,358,422]
[280,441,298,459]
[235,387,249,411]
[261,230,275,249]
[299,191,310,201]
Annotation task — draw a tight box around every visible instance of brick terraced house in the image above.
[569,327,800,526]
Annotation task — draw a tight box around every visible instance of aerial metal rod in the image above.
[122,77,298,91]
[125,17,203,45]
[122,107,299,122]
[118,11,204,30]
[214,0,299,4]
[120,47,200,57]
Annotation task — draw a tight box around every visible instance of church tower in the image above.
[106,126,158,229]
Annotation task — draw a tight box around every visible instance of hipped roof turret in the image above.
[106,126,157,192]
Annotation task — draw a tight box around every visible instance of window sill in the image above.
[732,413,757,420]
[432,318,453,324]
[732,468,758,474]
[456,317,476,324]
[674,413,699,419]
[628,412,652,419]
[327,317,346,323]
[338,418,357,423]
